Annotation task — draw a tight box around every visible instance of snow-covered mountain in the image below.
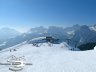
[89,24,96,31]
[0,25,96,50]
[0,27,21,43]
[70,25,96,47]
[0,26,68,49]
[0,25,95,71]
[63,24,81,39]
[27,26,47,34]
[47,26,68,41]
[0,42,95,72]
[64,24,80,34]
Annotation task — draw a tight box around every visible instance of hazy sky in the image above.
[0,0,96,32]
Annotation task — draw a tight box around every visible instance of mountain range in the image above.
[0,24,96,50]
[0,28,21,44]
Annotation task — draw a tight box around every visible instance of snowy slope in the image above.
[0,43,96,72]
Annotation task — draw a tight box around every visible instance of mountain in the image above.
[27,26,47,34]
[70,25,96,47]
[1,25,96,50]
[78,42,96,50]
[89,24,96,31]
[0,26,69,49]
[0,28,21,43]
[47,26,68,41]
[64,24,81,39]
[64,24,81,34]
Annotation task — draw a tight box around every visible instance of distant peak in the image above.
[80,25,89,29]
[73,24,80,27]
[93,24,96,27]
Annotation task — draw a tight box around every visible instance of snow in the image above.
[67,30,75,35]
[0,42,7,46]
[94,46,96,50]
[0,43,96,72]
[90,27,96,31]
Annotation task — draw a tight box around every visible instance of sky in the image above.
[0,0,96,32]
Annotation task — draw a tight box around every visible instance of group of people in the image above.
[10,49,17,52]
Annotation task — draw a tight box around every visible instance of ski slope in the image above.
[0,43,96,72]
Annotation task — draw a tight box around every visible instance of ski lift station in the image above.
[29,36,59,44]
